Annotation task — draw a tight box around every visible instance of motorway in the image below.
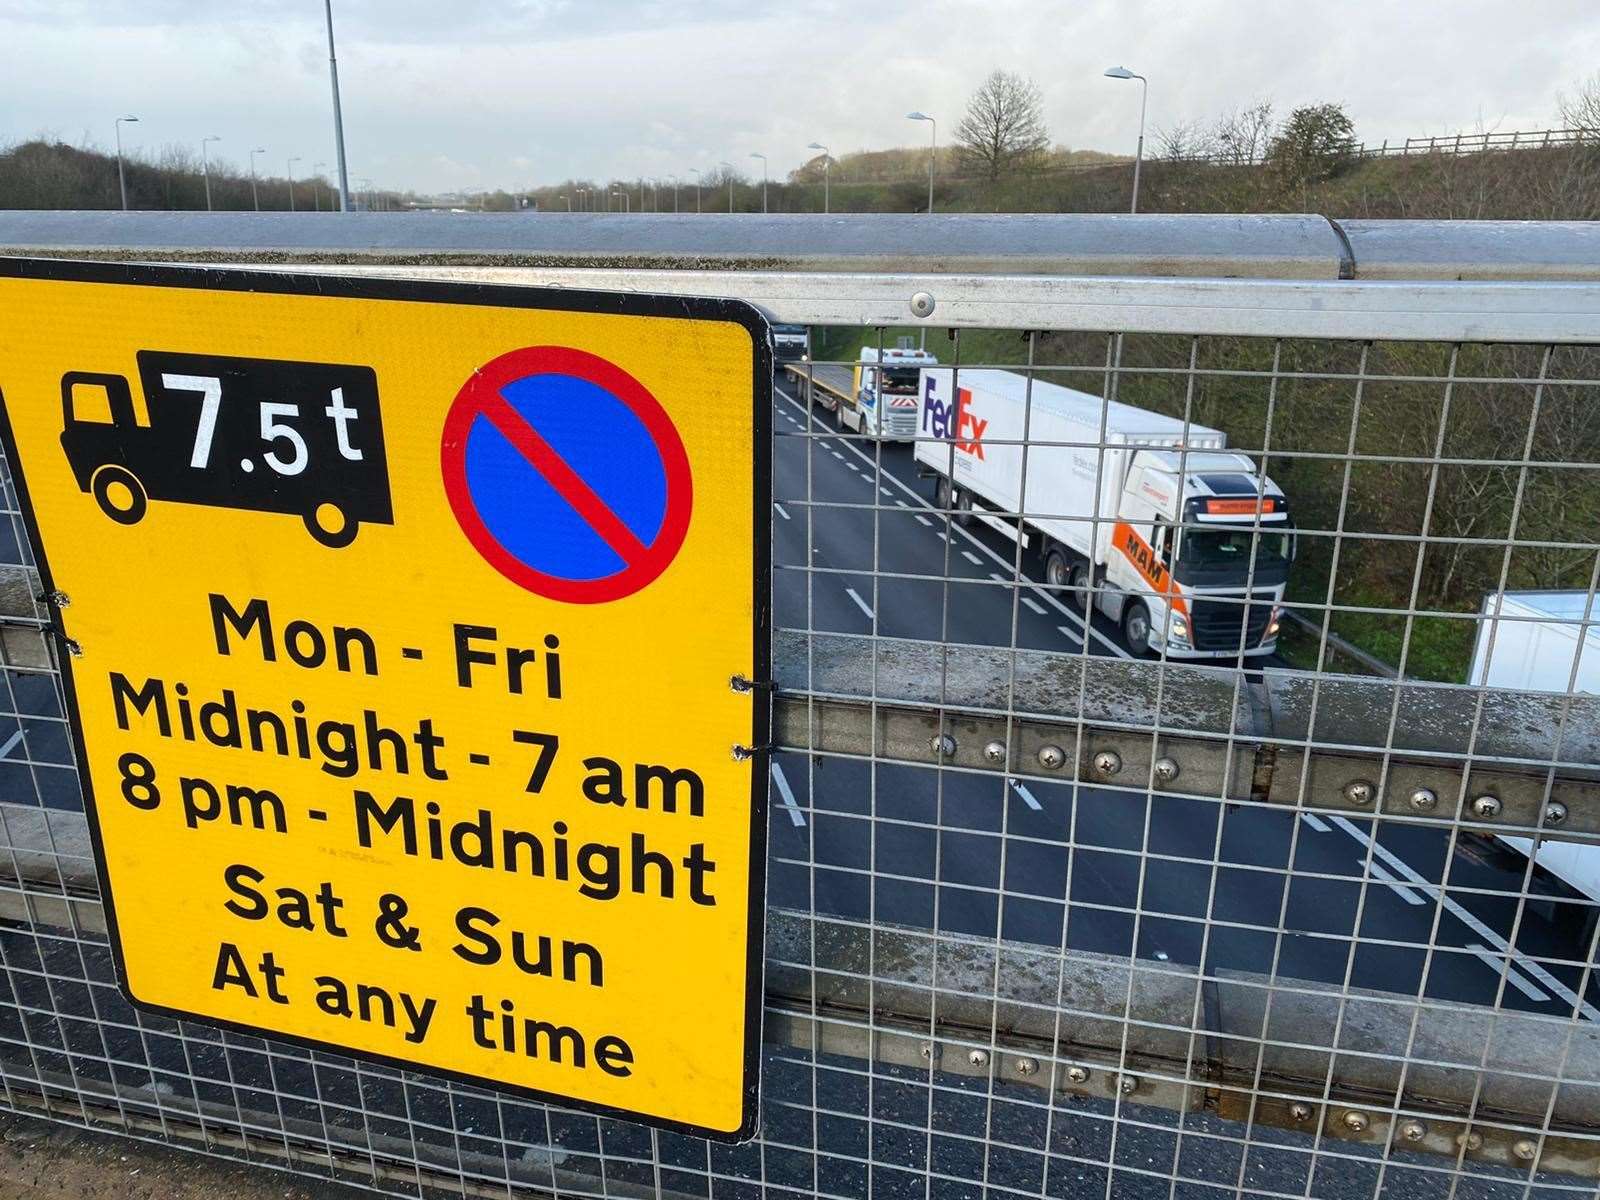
[765,364,1600,1025]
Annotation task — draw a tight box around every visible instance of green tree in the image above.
[1267,102,1356,195]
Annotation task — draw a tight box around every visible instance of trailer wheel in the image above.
[935,475,954,512]
[90,465,147,526]
[1044,547,1071,589]
[1066,560,1095,613]
[1122,600,1152,657]
[305,502,359,549]
[952,488,974,527]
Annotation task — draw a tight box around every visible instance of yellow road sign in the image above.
[0,258,770,1139]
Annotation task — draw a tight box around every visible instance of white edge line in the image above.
[769,762,806,828]
[1009,779,1043,812]
[845,587,875,620]
[1466,944,1550,1002]
[1365,859,1425,906]
[1330,813,1600,1021]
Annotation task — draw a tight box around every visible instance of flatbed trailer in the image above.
[782,362,856,423]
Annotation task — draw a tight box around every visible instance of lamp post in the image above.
[201,135,221,210]
[720,161,734,212]
[323,0,351,211]
[248,147,266,211]
[612,190,630,213]
[313,161,327,211]
[560,193,570,211]
[286,157,300,211]
[670,175,680,212]
[807,141,830,213]
[1103,66,1148,213]
[690,168,702,212]
[114,115,138,211]
[906,112,935,213]
[749,152,767,213]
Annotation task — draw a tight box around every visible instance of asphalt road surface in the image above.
[767,365,1600,1025]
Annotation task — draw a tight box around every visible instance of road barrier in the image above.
[0,214,1598,1197]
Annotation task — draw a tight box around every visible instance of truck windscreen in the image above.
[1177,525,1293,584]
[881,367,921,393]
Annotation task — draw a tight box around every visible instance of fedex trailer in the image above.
[1471,591,1600,903]
[915,368,1293,658]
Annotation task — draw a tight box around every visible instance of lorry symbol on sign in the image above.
[59,350,394,548]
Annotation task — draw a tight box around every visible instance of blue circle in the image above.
[463,372,670,582]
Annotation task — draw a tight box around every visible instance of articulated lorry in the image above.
[783,343,938,440]
[914,368,1293,659]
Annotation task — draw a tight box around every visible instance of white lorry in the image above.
[914,368,1293,659]
[842,345,939,440]
[1470,591,1600,902]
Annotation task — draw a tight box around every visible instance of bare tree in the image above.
[1558,71,1600,138]
[955,70,1050,181]
[1214,99,1275,165]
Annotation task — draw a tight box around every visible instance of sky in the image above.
[3,0,1599,196]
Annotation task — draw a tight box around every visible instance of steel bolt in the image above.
[909,291,936,318]
[1065,1065,1090,1084]
[1512,1138,1537,1162]
[983,740,1007,764]
[1457,1131,1483,1151]
[1342,1110,1370,1133]
[1015,1057,1039,1076]
[1288,1102,1313,1122]
[49,590,70,608]
[1472,794,1503,819]
[919,1042,937,1061]
[1399,1120,1427,1142]
[1118,1075,1139,1095]
[1093,750,1122,777]
[1037,744,1066,770]
[65,639,83,658]
[1408,787,1438,812]
[968,1048,990,1068]
[1545,801,1569,827]
[931,734,956,757]
[1343,780,1375,807]
[1153,756,1180,784]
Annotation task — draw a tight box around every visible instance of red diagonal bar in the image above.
[477,390,649,566]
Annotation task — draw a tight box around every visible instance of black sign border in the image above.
[0,255,773,1144]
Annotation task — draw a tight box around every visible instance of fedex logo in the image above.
[921,377,987,459]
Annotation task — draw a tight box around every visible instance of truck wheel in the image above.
[952,488,974,527]
[1044,548,1070,589]
[1066,560,1094,613]
[91,466,147,525]
[1122,601,1153,657]
[305,502,359,549]
[935,475,954,512]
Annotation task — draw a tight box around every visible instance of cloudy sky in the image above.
[3,0,1598,195]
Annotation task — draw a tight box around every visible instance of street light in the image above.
[720,161,734,212]
[248,147,266,211]
[690,168,702,212]
[201,135,221,211]
[323,0,351,211]
[612,190,630,213]
[313,161,327,211]
[906,112,935,214]
[749,152,767,213]
[560,193,570,211]
[287,157,301,211]
[807,141,831,213]
[1103,66,1148,213]
[114,116,138,211]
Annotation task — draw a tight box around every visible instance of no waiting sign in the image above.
[0,258,771,1140]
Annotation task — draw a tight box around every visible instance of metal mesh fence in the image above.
[0,253,1598,1199]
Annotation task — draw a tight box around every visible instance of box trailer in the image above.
[1471,591,1600,903]
[914,368,1292,658]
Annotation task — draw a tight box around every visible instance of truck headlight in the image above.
[1267,606,1281,637]
[1171,615,1189,644]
